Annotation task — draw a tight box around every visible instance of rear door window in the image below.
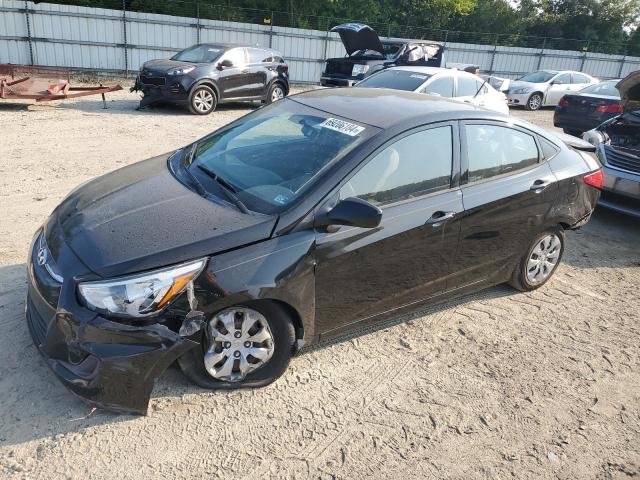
[465,124,539,182]
[572,73,590,84]
[422,76,454,97]
[340,126,453,205]
[457,75,479,97]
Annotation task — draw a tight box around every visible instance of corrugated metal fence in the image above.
[1,0,639,83]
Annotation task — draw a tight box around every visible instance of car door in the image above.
[454,73,482,105]
[570,73,592,93]
[244,48,269,97]
[447,121,559,289]
[217,48,252,99]
[314,123,463,339]
[421,74,454,98]
[545,73,572,105]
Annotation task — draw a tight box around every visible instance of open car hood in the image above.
[331,23,385,56]
[616,71,640,112]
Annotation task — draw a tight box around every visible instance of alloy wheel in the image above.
[526,234,561,285]
[204,307,275,382]
[528,94,542,110]
[193,89,214,113]
[271,86,285,102]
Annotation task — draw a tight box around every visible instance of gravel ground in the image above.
[0,82,639,479]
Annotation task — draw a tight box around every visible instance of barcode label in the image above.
[319,118,365,136]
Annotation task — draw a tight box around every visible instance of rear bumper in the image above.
[553,109,611,134]
[599,163,640,217]
[26,230,198,414]
[320,76,358,87]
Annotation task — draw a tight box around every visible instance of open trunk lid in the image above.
[616,71,640,112]
[331,23,385,56]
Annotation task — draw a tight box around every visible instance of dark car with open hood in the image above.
[320,23,443,87]
[583,71,640,217]
[27,88,601,414]
[131,43,289,115]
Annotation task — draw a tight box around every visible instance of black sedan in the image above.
[131,43,289,114]
[553,80,622,136]
[26,89,601,414]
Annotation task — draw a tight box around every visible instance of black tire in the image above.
[525,92,543,111]
[562,128,582,137]
[265,82,286,104]
[188,85,217,115]
[178,302,295,390]
[510,228,565,292]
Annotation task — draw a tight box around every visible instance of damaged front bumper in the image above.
[131,74,193,108]
[26,230,200,414]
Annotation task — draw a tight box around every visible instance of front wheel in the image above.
[188,85,217,115]
[510,229,565,291]
[525,93,543,111]
[266,83,286,104]
[178,302,295,389]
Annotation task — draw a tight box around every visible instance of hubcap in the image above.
[529,95,541,109]
[204,307,274,382]
[194,89,214,112]
[271,86,284,102]
[526,234,561,285]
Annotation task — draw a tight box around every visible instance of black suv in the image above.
[320,24,443,87]
[132,44,289,114]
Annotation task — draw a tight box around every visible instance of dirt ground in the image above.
[0,82,639,479]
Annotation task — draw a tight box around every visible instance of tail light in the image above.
[595,103,623,113]
[558,96,569,108]
[583,168,604,189]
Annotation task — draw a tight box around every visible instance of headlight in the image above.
[512,87,533,95]
[168,66,195,76]
[351,64,369,76]
[582,129,605,147]
[78,259,206,318]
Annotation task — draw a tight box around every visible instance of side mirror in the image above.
[217,59,233,70]
[315,197,382,230]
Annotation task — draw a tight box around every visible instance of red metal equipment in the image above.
[0,64,122,104]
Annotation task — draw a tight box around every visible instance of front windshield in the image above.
[518,71,556,83]
[580,81,620,97]
[356,70,432,91]
[172,45,224,63]
[189,100,377,214]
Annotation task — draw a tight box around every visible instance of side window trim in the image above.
[331,121,461,210]
[459,120,542,186]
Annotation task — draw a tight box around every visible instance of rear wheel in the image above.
[266,83,286,104]
[510,228,565,291]
[525,93,543,111]
[188,85,217,115]
[178,302,295,389]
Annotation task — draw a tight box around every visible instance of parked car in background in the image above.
[481,75,510,93]
[583,71,640,217]
[132,43,289,115]
[355,66,509,114]
[553,80,622,136]
[506,70,598,110]
[27,88,601,414]
[320,23,443,87]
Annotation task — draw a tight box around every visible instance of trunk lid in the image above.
[331,23,385,56]
[616,71,640,112]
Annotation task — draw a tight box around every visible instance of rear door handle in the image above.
[530,179,552,192]
[426,210,456,227]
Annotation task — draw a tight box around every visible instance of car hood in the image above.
[508,80,545,91]
[616,71,640,112]
[331,23,385,56]
[141,59,196,73]
[53,153,276,278]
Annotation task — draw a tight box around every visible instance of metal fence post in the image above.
[323,18,331,61]
[268,11,274,48]
[618,44,628,78]
[122,0,128,77]
[579,41,589,71]
[536,37,547,70]
[196,1,201,44]
[488,34,499,75]
[24,1,35,65]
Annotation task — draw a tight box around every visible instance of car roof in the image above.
[289,87,489,129]
[197,42,248,50]
[386,66,452,76]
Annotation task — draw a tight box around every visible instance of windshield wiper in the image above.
[196,164,250,214]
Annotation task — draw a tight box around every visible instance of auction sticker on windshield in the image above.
[319,118,365,136]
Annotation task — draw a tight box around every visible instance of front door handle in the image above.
[530,179,552,192]
[426,210,456,227]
